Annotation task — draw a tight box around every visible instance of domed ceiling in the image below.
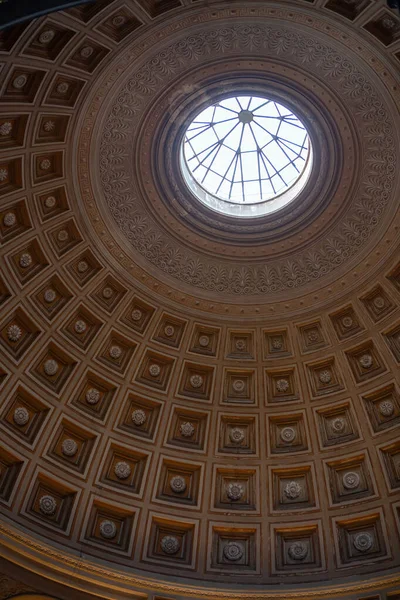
[0,0,400,598]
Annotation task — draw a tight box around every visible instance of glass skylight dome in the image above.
[181,95,312,218]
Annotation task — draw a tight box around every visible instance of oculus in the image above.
[181,95,311,218]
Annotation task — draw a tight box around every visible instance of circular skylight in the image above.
[181,95,312,218]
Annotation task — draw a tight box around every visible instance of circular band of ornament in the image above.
[81,14,398,305]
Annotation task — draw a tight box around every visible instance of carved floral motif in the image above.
[97,24,395,297]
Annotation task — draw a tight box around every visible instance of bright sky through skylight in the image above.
[183,95,309,205]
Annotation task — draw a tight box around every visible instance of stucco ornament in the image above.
[332,417,346,433]
[343,471,360,490]
[353,532,373,552]
[112,15,127,27]
[102,286,113,299]
[180,421,195,437]
[86,388,100,404]
[0,121,12,136]
[39,29,55,44]
[13,407,29,426]
[19,253,32,268]
[93,21,396,301]
[74,320,87,334]
[149,364,161,377]
[170,475,187,493]
[359,354,373,369]
[226,482,244,501]
[44,288,56,303]
[45,196,57,209]
[131,309,142,321]
[100,520,117,539]
[56,82,69,95]
[284,481,302,499]
[109,345,122,359]
[190,374,203,388]
[232,379,245,393]
[223,541,244,561]
[39,495,57,516]
[57,229,69,242]
[164,325,175,337]
[115,461,131,479]
[80,46,94,59]
[61,439,78,457]
[7,324,22,342]
[0,167,8,181]
[379,400,395,417]
[40,159,51,170]
[373,296,386,310]
[319,369,332,384]
[272,337,283,350]
[44,120,55,132]
[198,335,210,347]
[235,339,246,351]
[342,316,354,329]
[276,379,289,393]
[288,542,308,561]
[229,427,245,444]
[44,359,58,376]
[77,260,88,273]
[161,535,180,555]
[12,74,27,89]
[3,212,16,227]
[132,409,146,426]
[280,427,296,443]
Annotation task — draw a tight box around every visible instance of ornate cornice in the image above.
[1,521,400,600]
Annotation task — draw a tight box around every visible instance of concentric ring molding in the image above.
[0,0,399,598]
[78,5,400,308]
